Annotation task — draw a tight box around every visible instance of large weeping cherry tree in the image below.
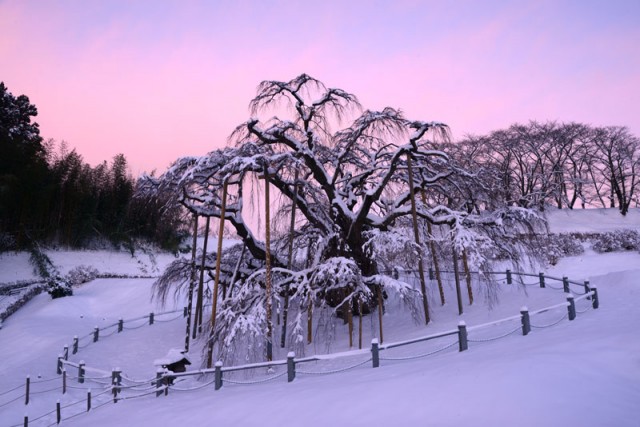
[144,74,542,365]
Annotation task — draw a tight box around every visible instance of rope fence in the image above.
[1,270,601,426]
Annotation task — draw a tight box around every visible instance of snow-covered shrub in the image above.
[47,277,73,299]
[542,233,584,265]
[66,265,99,286]
[592,230,640,253]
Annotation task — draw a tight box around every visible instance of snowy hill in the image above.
[0,208,639,426]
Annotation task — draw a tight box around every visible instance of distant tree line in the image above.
[0,82,186,251]
[445,121,640,215]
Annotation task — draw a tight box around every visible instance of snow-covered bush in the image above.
[47,277,73,299]
[542,233,584,265]
[66,265,99,286]
[592,230,640,253]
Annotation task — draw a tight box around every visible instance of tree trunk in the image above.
[194,216,210,337]
[462,249,473,305]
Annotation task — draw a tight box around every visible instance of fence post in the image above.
[371,339,380,368]
[563,277,569,293]
[24,414,28,427]
[215,361,223,390]
[428,267,434,280]
[56,400,61,424]
[155,369,164,397]
[567,294,576,320]
[506,270,512,285]
[520,307,530,336]
[584,280,591,300]
[25,376,30,405]
[112,368,121,403]
[72,336,78,355]
[57,355,63,375]
[87,389,91,412]
[78,361,85,384]
[287,352,295,383]
[539,272,545,288]
[63,345,69,361]
[93,326,99,343]
[118,319,123,333]
[62,370,67,394]
[149,313,154,325]
[591,286,599,309]
[458,321,468,351]
[183,306,188,318]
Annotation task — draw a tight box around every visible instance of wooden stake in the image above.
[184,214,198,352]
[264,164,274,361]
[358,296,363,350]
[194,216,211,338]
[206,182,228,368]
[377,285,384,344]
[451,230,463,315]
[307,302,313,344]
[406,154,430,324]
[347,293,353,348]
[425,215,445,306]
[281,169,299,348]
[462,249,474,305]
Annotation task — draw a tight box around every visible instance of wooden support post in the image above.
[149,313,154,325]
[23,415,28,427]
[458,321,468,352]
[423,195,445,306]
[591,286,599,309]
[214,361,223,390]
[57,356,62,375]
[207,182,228,368]
[195,216,211,338]
[567,294,576,320]
[520,307,531,336]
[307,302,313,344]
[112,368,121,403]
[63,345,69,361]
[118,319,123,333]
[72,336,78,354]
[376,285,384,344]
[185,213,198,353]
[452,243,463,315]
[506,269,512,285]
[462,249,473,305]
[287,352,296,382]
[93,326,99,343]
[406,154,430,324]
[371,339,380,368]
[539,272,545,288]
[62,370,66,394]
[358,297,363,350]
[281,170,299,348]
[584,280,591,300]
[87,389,92,412]
[56,400,61,424]
[347,296,354,348]
[263,165,274,361]
[563,276,569,293]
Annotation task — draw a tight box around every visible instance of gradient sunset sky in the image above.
[1,0,639,175]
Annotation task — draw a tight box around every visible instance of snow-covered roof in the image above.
[153,348,192,367]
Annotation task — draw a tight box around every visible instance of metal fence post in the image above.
[57,356,63,375]
[428,268,434,280]
[520,307,530,336]
[62,370,67,394]
[567,294,576,321]
[24,414,28,427]
[183,306,188,318]
[584,280,591,300]
[112,368,121,403]
[93,326,99,342]
[539,272,545,288]
[149,313,154,325]
[72,336,78,355]
[118,319,123,333]
[458,321,468,351]
[25,376,30,405]
[506,270,512,285]
[371,339,380,368]
[63,345,69,361]
[78,361,85,384]
[56,400,61,424]
[87,389,92,412]
[563,277,569,293]
[155,369,164,397]
[287,352,295,382]
[215,361,223,390]
[591,286,599,309]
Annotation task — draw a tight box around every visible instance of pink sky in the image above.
[1,0,639,175]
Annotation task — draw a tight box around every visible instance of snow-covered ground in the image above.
[0,209,639,426]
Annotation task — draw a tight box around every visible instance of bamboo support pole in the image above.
[206,182,228,368]
[194,216,211,337]
[264,164,274,361]
[184,213,198,352]
[406,154,430,324]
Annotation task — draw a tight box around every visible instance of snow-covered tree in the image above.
[146,74,542,363]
